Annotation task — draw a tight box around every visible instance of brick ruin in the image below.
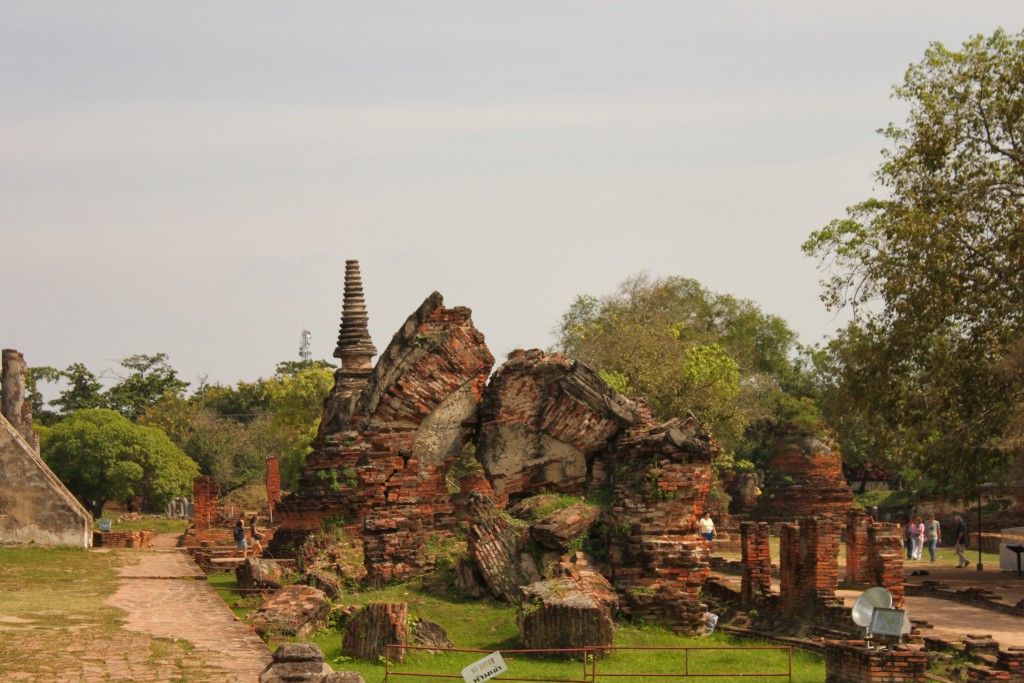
[779,517,843,617]
[0,349,92,547]
[740,521,772,609]
[755,429,854,525]
[844,510,905,607]
[265,455,282,516]
[269,261,719,632]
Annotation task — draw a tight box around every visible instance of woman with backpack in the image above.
[249,515,264,556]
[233,518,248,558]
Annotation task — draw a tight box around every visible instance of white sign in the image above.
[461,652,508,683]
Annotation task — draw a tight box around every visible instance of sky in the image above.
[2,2,1022,397]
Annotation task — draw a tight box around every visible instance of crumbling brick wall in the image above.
[475,349,641,502]
[844,510,874,586]
[868,523,905,608]
[740,521,772,609]
[192,476,220,531]
[756,430,854,525]
[604,411,716,634]
[823,640,926,682]
[265,456,281,515]
[272,293,494,582]
[93,530,154,548]
[779,517,842,617]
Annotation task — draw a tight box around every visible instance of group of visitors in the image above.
[902,512,971,567]
[233,514,265,558]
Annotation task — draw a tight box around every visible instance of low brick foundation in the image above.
[824,640,926,682]
[93,529,154,548]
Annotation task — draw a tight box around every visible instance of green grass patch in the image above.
[110,516,190,534]
[291,577,824,683]
[208,572,262,618]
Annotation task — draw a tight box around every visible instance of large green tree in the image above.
[105,353,189,420]
[804,29,1024,496]
[40,409,199,518]
[554,273,815,461]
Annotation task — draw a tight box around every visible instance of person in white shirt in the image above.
[699,512,716,542]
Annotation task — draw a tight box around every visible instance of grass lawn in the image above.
[210,572,825,682]
[107,516,190,535]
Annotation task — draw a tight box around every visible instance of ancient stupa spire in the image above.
[334,259,377,370]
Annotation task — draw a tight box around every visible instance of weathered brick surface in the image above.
[603,411,716,634]
[824,640,926,682]
[475,350,641,501]
[265,456,281,515]
[868,523,905,608]
[780,517,843,617]
[93,529,154,548]
[844,510,873,586]
[756,430,854,525]
[518,553,617,656]
[740,521,771,609]
[272,293,494,583]
[193,476,220,532]
[341,603,409,663]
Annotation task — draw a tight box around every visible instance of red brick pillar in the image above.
[740,521,772,609]
[803,516,841,610]
[265,456,281,515]
[779,523,800,613]
[780,517,841,616]
[845,510,873,586]
[868,523,905,608]
[193,476,220,531]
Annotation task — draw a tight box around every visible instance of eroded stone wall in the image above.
[0,350,92,547]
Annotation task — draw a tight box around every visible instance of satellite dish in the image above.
[851,587,893,628]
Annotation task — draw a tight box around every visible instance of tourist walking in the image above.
[903,517,914,559]
[699,512,716,543]
[232,518,248,558]
[249,514,264,556]
[925,513,941,562]
[911,516,925,560]
[954,515,970,568]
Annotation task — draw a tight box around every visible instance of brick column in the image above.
[780,517,841,616]
[868,523,905,608]
[779,523,800,613]
[193,476,220,531]
[265,456,281,515]
[845,510,873,586]
[740,521,772,609]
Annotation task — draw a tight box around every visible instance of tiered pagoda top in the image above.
[334,259,377,370]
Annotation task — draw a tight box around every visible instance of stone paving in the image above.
[105,533,273,682]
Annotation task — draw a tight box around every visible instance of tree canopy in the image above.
[554,273,817,463]
[804,29,1024,496]
[27,353,188,424]
[40,409,199,518]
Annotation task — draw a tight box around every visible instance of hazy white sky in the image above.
[2,3,1022,394]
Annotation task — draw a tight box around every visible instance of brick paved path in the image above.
[106,533,272,682]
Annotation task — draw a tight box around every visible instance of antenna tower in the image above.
[299,329,312,361]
